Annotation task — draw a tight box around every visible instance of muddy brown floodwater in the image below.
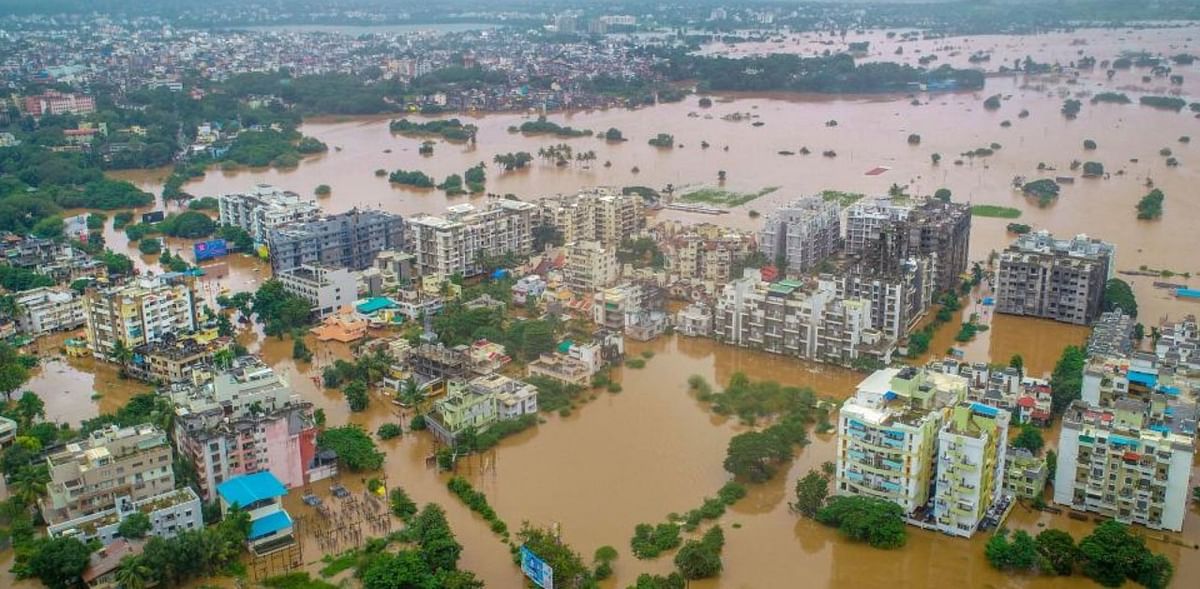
[22,24,1197,588]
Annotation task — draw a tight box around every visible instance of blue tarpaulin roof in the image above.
[982,297,995,306]
[1176,288,1200,298]
[249,510,293,540]
[217,472,286,507]
[971,403,1000,417]
[1128,371,1158,388]
[357,297,395,314]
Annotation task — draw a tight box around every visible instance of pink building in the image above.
[23,91,96,117]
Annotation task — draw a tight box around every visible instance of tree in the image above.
[0,343,32,401]
[377,423,402,440]
[604,127,624,141]
[1136,188,1165,220]
[118,511,152,539]
[114,556,152,589]
[934,188,952,202]
[361,550,434,589]
[1079,520,1172,588]
[1102,278,1137,318]
[723,430,792,482]
[791,470,829,517]
[1036,528,1079,576]
[1012,425,1044,454]
[29,536,92,589]
[390,487,417,520]
[292,337,312,362]
[674,526,724,580]
[14,390,45,427]
[985,529,1040,571]
[317,426,384,470]
[814,496,906,549]
[314,184,331,196]
[1050,346,1086,415]
[1084,139,1098,150]
[410,504,462,573]
[1009,354,1024,377]
[931,152,941,164]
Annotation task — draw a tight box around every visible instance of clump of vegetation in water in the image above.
[1006,223,1032,234]
[1139,96,1187,111]
[648,133,675,148]
[1136,188,1165,220]
[1061,99,1082,118]
[1090,92,1131,104]
[678,186,779,207]
[1021,179,1061,205]
[971,205,1022,218]
[815,496,907,549]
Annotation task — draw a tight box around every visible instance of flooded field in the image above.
[32,24,1199,588]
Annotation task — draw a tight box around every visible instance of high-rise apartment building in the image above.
[14,286,86,335]
[217,184,322,243]
[836,367,968,513]
[934,402,1011,537]
[713,271,894,366]
[268,209,406,274]
[830,257,935,341]
[845,198,971,294]
[758,197,841,275]
[537,188,644,248]
[276,263,357,317]
[994,231,1115,325]
[663,222,756,284]
[82,276,198,360]
[409,200,536,278]
[170,357,334,500]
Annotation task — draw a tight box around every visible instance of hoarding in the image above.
[520,545,553,589]
[193,239,228,262]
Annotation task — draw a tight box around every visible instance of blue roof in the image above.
[1176,288,1200,298]
[356,296,395,314]
[1108,434,1136,448]
[882,391,897,401]
[1127,371,1158,388]
[217,472,286,507]
[1158,385,1180,396]
[981,297,995,306]
[970,403,1000,418]
[249,510,293,540]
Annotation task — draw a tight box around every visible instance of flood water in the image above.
[27,25,1200,588]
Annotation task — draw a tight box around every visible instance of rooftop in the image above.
[217,471,286,507]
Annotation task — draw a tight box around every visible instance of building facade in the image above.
[81,276,198,360]
[934,402,1011,538]
[994,231,1115,325]
[538,187,644,247]
[217,184,321,243]
[48,487,203,546]
[758,197,841,275]
[14,286,86,335]
[276,263,356,317]
[564,240,619,294]
[845,198,971,294]
[42,424,176,525]
[268,209,406,274]
[409,200,536,278]
[426,374,539,444]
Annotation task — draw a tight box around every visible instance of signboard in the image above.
[142,210,165,224]
[193,239,228,262]
[520,545,553,589]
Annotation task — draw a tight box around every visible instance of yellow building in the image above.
[81,277,198,360]
[934,402,1011,537]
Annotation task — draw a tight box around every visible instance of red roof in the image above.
[1017,396,1036,408]
[1122,451,1141,461]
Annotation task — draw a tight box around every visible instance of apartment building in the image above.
[830,256,935,341]
[82,276,198,360]
[1003,448,1049,500]
[1154,315,1200,374]
[426,374,539,445]
[409,200,536,278]
[48,487,203,546]
[994,231,1115,325]
[674,303,714,337]
[526,331,624,386]
[713,271,895,367]
[934,402,1011,538]
[758,197,841,275]
[14,286,86,335]
[170,357,333,500]
[1054,398,1194,531]
[276,263,356,317]
[128,332,228,384]
[929,359,1053,426]
[217,184,321,243]
[666,224,756,284]
[41,424,176,525]
[538,187,644,247]
[268,208,406,274]
[836,367,968,513]
[845,198,971,294]
[0,236,104,283]
[564,240,619,294]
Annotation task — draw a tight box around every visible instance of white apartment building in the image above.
[218,184,322,243]
[538,187,644,247]
[276,263,356,317]
[713,270,895,367]
[564,240,618,294]
[758,196,841,274]
[82,276,198,360]
[14,286,85,334]
[409,200,537,278]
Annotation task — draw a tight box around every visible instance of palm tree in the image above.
[115,556,152,589]
[110,340,133,367]
[10,465,49,508]
[400,377,421,407]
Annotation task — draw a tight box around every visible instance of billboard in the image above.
[194,239,228,262]
[142,210,165,224]
[520,546,553,589]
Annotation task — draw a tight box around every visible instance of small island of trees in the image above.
[1136,188,1165,219]
[388,169,435,188]
[388,118,478,142]
[649,133,675,148]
